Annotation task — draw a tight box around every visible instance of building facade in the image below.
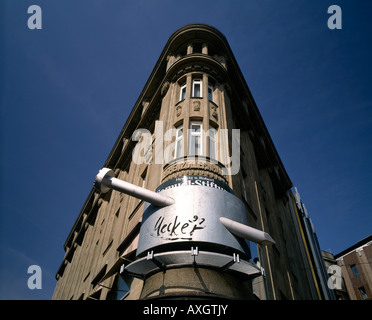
[290,187,336,300]
[53,24,325,300]
[322,250,349,300]
[335,235,372,300]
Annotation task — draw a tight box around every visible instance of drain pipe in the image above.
[94,168,175,207]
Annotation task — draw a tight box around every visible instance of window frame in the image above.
[192,79,202,98]
[174,125,184,159]
[207,126,217,160]
[179,83,187,101]
[358,286,368,300]
[208,83,214,101]
[141,168,147,188]
[351,264,359,277]
[188,121,203,156]
[113,273,133,300]
[241,168,248,202]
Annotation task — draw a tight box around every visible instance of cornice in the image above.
[165,53,227,82]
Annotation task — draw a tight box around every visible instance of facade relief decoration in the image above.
[161,81,170,96]
[193,100,201,111]
[176,104,182,117]
[211,104,218,120]
[141,100,150,116]
[224,83,232,96]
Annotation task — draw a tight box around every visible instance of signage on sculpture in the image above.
[156,175,233,194]
[136,183,251,257]
[153,214,206,241]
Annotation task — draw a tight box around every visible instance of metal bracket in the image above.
[191,247,199,267]
[221,253,240,272]
[122,250,261,280]
[191,247,199,256]
[234,253,240,263]
[147,250,165,270]
[260,267,265,276]
[119,264,125,274]
[119,263,145,280]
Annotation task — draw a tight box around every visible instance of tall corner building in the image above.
[52,24,327,300]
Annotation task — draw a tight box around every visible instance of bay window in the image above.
[188,122,203,156]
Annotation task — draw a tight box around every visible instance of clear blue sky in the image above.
[0,0,371,299]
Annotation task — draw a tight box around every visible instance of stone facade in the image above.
[335,236,372,300]
[52,24,319,300]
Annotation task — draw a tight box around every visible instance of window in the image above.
[180,83,186,101]
[192,79,202,98]
[241,169,248,202]
[208,127,217,160]
[193,43,203,53]
[358,286,368,300]
[351,264,359,277]
[91,264,107,288]
[141,169,147,188]
[208,83,213,101]
[112,274,133,300]
[174,125,184,158]
[188,122,203,156]
[135,169,148,203]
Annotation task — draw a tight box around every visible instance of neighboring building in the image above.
[322,250,349,300]
[335,235,372,300]
[53,24,326,300]
[289,187,336,300]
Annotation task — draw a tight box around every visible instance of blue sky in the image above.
[0,0,371,299]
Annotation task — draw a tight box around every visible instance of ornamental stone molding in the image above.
[162,159,228,185]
